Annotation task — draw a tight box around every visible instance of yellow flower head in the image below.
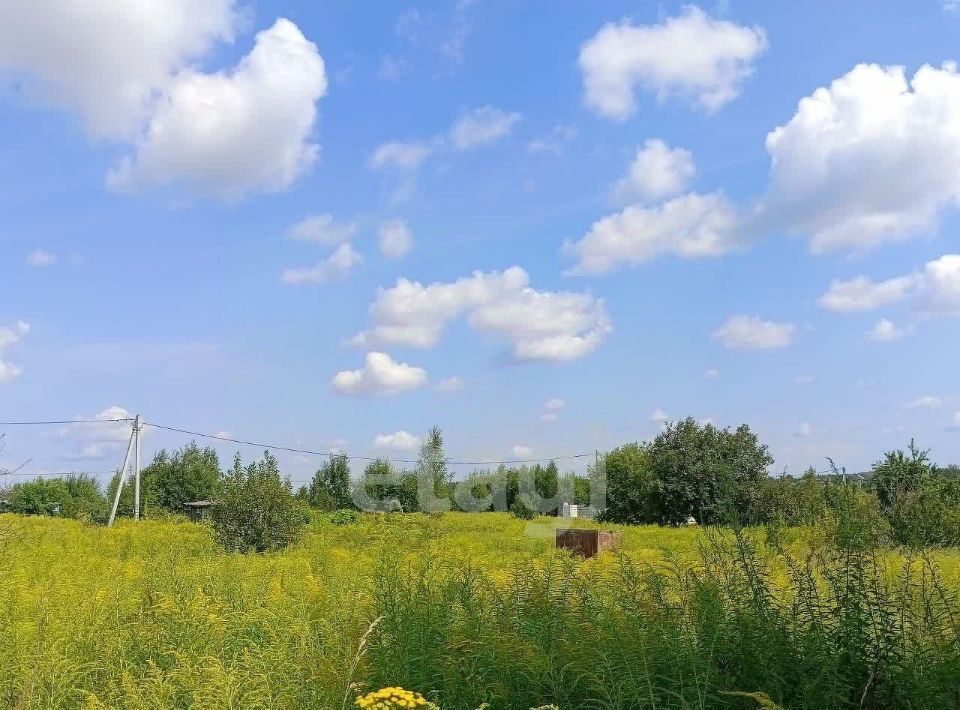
[355,687,432,709]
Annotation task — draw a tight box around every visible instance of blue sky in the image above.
[2,0,960,484]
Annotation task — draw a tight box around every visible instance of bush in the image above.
[211,451,308,553]
[329,508,361,525]
[7,475,107,521]
[307,454,354,511]
[510,498,536,520]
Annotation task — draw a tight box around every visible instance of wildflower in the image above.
[354,686,432,709]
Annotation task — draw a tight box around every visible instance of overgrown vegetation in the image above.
[1,512,959,709]
[5,421,960,553]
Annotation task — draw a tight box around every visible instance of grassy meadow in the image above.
[2,512,960,709]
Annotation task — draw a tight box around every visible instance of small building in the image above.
[556,528,623,558]
[561,502,598,519]
[184,500,216,523]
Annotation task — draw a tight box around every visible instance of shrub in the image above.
[211,451,308,553]
[509,498,536,520]
[7,475,107,521]
[307,454,354,511]
[330,508,361,525]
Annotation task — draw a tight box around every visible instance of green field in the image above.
[2,512,959,709]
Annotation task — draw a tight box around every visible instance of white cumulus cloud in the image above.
[712,315,795,350]
[331,352,427,395]
[614,139,696,202]
[818,275,916,312]
[579,6,767,120]
[818,254,960,317]
[107,19,327,198]
[288,214,357,245]
[0,320,30,383]
[281,243,362,285]
[374,430,422,450]
[867,318,909,342]
[566,191,739,274]
[449,105,522,150]
[368,141,433,171]
[0,0,239,139]
[351,267,611,362]
[511,445,533,458]
[762,63,960,252]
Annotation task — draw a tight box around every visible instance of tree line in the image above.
[3,417,960,549]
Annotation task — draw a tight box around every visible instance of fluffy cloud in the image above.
[281,243,362,285]
[566,192,739,274]
[61,405,135,459]
[107,19,327,198]
[368,141,433,171]
[374,430,422,450]
[651,408,670,426]
[867,318,909,342]
[26,249,57,267]
[351,267,611,362]
[712,315,795,350]
[0,0,238,139]
[762,63,960,252]
[331,352,427,395]
[818,254,960,316]
[579,6,767,120]
[379,219,414,260]
[449,106,522,150]
[796,422,813,438]
[288,214,357,245]
[818,275,916,312]
[511,445,533,458]
[615,139,696,202]
[0,320,30,383]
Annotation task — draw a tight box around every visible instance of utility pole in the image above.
[107,421,136,527]
[133,414,141,521]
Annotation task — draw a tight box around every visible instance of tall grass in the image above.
[364,528,960,709]
[1,513,959,708]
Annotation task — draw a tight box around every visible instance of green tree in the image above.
[871,440,935,508]
[597,442,658,524]
[7,475,107,521]
[307,454,353,510]
[648,418,773,525]
[417,426,450,511]
[211,451,308,553]
[143,442,221,514]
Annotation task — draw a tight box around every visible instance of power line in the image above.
[0,418,133,426]
[144,421,595,467]
[0,470,116,478]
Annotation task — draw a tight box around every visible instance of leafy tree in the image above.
[417,426,451,511]
[871,440,935,508]
[647,418,773,525]
[598,442,658,524]
[357,458,415,512]
[7,475,107,521]
[307,454,353,510]
[211,451,308,553]
[144,442,221,513]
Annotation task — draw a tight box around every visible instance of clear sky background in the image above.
[2,0,960,484]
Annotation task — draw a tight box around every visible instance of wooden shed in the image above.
[184,500,216,523]
[556,528,623,558]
